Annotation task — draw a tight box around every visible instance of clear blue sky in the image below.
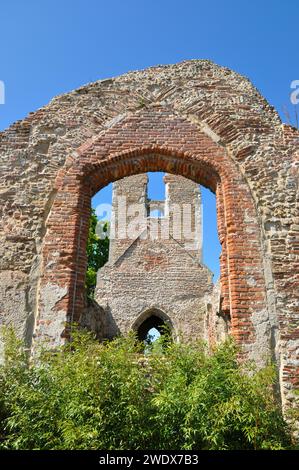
[0,0,298,279]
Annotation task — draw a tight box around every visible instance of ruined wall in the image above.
[0,60,298,411]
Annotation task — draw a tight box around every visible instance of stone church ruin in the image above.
[0,60,298,412]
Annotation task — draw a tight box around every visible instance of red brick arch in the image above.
[37,107,270,360]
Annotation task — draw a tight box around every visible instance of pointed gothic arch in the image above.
[38,110,269,362]
[132,307,173,343]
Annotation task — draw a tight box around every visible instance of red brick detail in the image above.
[40,108,267,346]
[216,182,230,315]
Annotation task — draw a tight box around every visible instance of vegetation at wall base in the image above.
[0,328,295,450]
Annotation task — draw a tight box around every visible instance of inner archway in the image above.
[132,309,173,353]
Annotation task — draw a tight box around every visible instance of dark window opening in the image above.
[137,314,166,342]
[136,313,171,353]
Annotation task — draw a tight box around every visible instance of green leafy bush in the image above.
[0,329,293,450]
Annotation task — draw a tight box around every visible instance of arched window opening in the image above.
[136,313,171,354]
[137,314,166,342]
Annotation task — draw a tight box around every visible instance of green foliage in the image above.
[86,209,109,298]
[0,328,294,450]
